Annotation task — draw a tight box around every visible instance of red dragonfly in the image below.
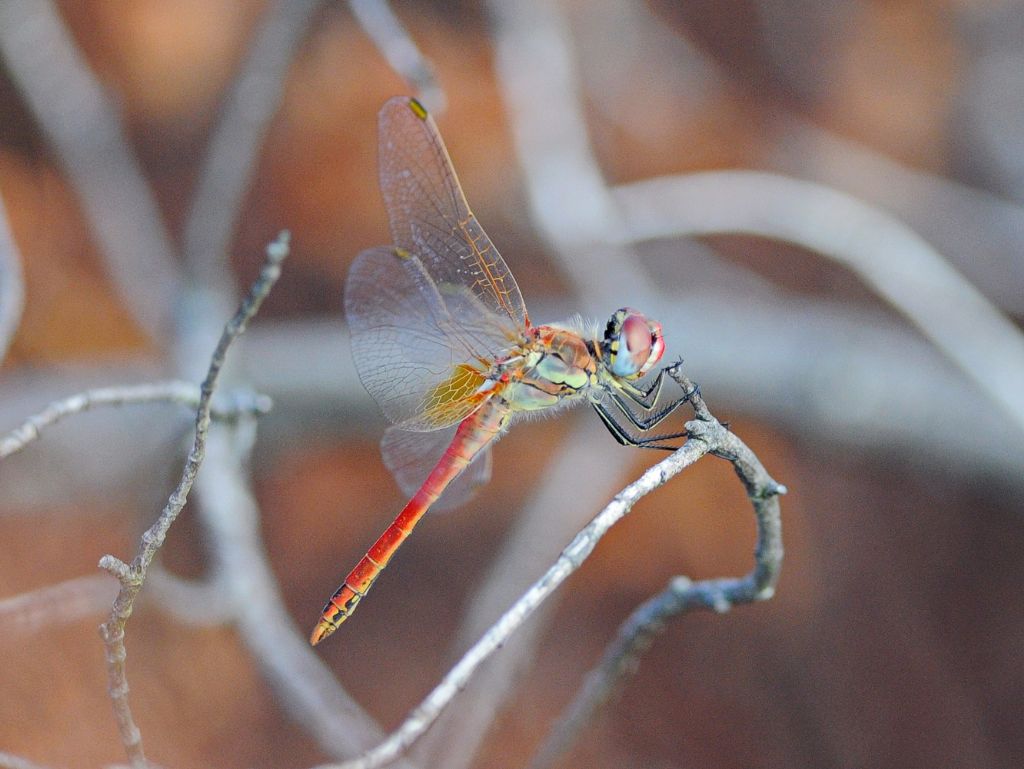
[310,97,689,645]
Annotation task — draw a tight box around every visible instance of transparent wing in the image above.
[378,96,530,330]
[346,246,518,430]
[380,425,492,512]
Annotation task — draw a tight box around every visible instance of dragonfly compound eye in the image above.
[604,308,665,378]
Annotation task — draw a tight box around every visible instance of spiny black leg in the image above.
[618,358,689,410]
[619,358,680,408]
[592,403,687,451]
[609,391,689,431]
[594,402,632,447]
[619,368,667,409]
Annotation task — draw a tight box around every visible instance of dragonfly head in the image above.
[600,308,666,379]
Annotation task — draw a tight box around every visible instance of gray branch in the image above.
[614,172,1024,435]
[0,381,271,459]
[0,192,25,363]
[182,0,322,302]
[96,232,288,769]
[311,373,784,769]
[0,574,117,639]
[528,371,787,769]
[0,752,57,769]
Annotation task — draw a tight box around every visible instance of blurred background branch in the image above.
[348,0,443,113]
[0,194,23,363]
[615,171,1024,434]
[0,0,183,344]
[0,381,271,459]
[97,233,286,768]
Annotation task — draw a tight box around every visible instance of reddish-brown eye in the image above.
[639,318,666,376]
[605,308,666,378]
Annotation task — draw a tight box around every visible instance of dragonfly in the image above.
[310,96,691,645]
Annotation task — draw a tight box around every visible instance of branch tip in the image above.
[98,556,131,581]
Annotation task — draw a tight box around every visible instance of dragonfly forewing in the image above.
[378,96,531,330]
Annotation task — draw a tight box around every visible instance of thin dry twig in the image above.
[1,0,400,747]
[0,0,183,342]
[348,0,444,112]
[313,370,784,769]
[0,192,25,363]
[96,232,288,769]
[528,370,787,769]
[0,381,272,459]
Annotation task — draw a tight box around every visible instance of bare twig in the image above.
[614,172,1024,435]
[348,0,444,112]
[312,372,784,769]
[0,192,25,362]
[3,286,1024,511]
[528,370,787,769]
[0,574,117,639]
[0,381,272,459]
[97,232,288,769]
[0,0,183,342]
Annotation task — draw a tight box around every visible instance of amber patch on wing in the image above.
[422,363,487,426]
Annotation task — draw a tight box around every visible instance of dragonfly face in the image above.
[310,97,688,645]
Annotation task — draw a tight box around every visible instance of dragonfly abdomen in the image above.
[310,398,510,645]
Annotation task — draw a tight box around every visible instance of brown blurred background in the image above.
[1,1,1022,768]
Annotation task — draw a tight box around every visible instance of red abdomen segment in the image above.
[310,399,509,645]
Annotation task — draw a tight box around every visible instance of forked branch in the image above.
[0,382,271,459]
[96,232,289,769]
[529,368,786,769]
[312,369,785,769]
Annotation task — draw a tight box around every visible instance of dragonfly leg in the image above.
[617,364,671,409]
[607,389,689,432]
[592,401,688,451]
[617,358,692,411]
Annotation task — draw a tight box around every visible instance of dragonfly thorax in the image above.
[496,325,599,413]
